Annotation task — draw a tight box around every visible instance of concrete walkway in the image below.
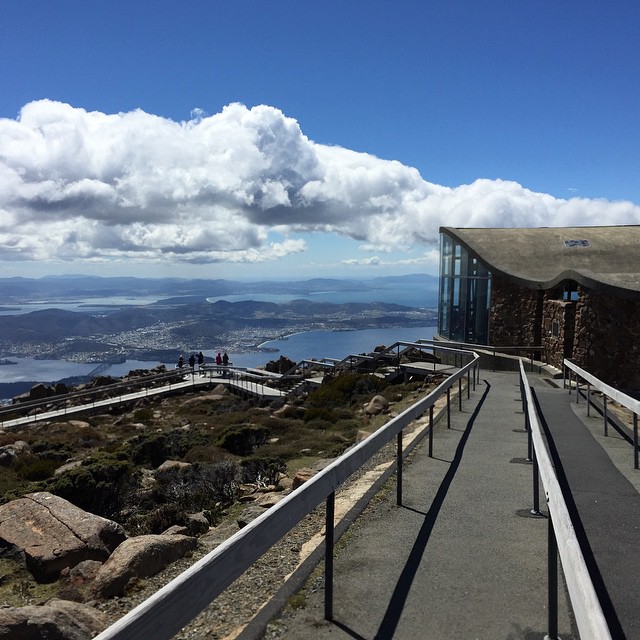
[530,376,640,640]
[266,371,578,639]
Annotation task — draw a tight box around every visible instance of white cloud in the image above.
[1,99,640,267]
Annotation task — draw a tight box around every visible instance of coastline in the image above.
[0,324,437,398]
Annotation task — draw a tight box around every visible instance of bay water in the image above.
[0,325,436,391]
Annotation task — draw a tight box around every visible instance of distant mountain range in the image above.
[0,273,438,304]
[0,275,439,369]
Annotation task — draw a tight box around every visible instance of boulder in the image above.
[254,492,285,508]
[0,492,126,582]
[277,476,294,491]
[292,468,315,490]
[92,534,197,598]
[53,459,83,476]
[161,524,190,536]
[27,383,55,401]
[236,505,266,528]
[199,520,240,548]
[364,395,390,416]
[0,598,106,640]
[156,460,191,473]
[272,403,305,419]
[0,440,30,467]
[184,511,210,535]
[64,559,103,585]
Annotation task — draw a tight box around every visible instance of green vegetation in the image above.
[0,371,436,535]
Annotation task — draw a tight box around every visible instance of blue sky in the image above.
[1,1,639,280]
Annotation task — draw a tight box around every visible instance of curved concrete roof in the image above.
[441,225,640,299]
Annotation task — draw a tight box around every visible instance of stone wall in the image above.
[542,299,576,370]
[489,277,541,346]
[489,277,640,390]
[489,277,577,368]
[573,288,640,389]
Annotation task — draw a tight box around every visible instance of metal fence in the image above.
[519,359,611,640]
[93,348,480,640]
[564,358,640,469]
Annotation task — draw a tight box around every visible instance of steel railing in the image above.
[519,359,611,640]
[563,358,640,469]
[93,347,480,640]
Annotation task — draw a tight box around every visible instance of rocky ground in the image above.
[94,432,412,640]
[0,358,442,640]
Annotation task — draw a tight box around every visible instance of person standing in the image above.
[215,352,222,374]
[222,351,229,377]
[197,351,204,373]
[188,353,196,370]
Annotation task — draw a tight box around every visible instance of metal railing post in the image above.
[547,513,559,640]
[446,387,451,429]
[634,414,639,471]
[467,370,470,398]
[458,378,462,411]
[530,351,534,373]
[604,396,609,437]
[324,491,335,621]
[532,449,541,515]
[397,431,403,506]
[428,405,434,458]
[576,377,579,404]
[587,382,591,417]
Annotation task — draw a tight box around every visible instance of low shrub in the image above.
[240,455,287,486]
[150,461,241,517]
[130,431,207,467]
[307,373,386,409]
[217,424,270,456]
[133,408,153,423]
[39,452,138,519]
[14,455,59,481]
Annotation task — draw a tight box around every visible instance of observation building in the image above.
[436,225,640,388]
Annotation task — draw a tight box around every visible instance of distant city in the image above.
[0,274,438,396]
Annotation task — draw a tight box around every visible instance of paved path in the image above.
[266,371,578,639]
[262,370,640,639]
[530,376,640,640]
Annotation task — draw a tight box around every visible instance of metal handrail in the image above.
[93,348,480,640]
[519,359,611,640]
[563,358,640,469]
[0,368,193,424]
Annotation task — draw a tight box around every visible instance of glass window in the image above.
[437,232,491,344]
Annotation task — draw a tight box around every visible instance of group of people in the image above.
[177,350,230,375]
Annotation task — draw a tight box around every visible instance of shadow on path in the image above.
[330,381,490,639]
[368,380,491,639]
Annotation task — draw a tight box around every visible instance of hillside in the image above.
[0,298,436,364]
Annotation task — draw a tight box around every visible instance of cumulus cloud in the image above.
[1,99,640,266]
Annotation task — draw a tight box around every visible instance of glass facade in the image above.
[438,232,491,344]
